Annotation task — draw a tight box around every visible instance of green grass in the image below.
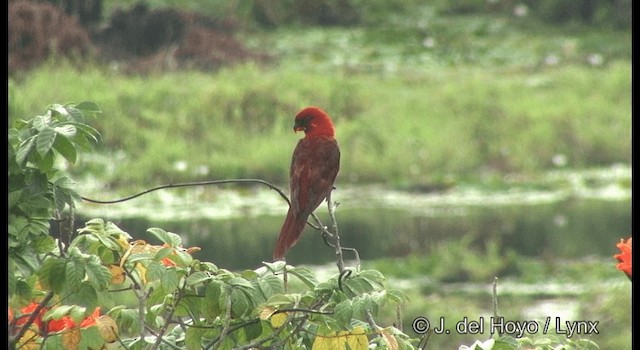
[8,7,631,190]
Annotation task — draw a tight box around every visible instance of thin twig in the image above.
[79,179,291,205]
[9,291,55,347]
[492,276,500,337]
[211,292,233,349]
[326,193,345,273]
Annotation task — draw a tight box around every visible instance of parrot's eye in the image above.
[294,115,313,131]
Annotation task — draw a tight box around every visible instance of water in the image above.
[73,166,631,270]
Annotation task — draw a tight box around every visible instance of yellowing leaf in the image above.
[62,327,81,350]
[108,264,126,285]
[96,315,119,343]
[312,332,341,350]
[270,312,288,328]
[345,327,368,350]
[380,327,398,350]
[115,234,130,250]
[258,306,277,320]
[17,329,40,350]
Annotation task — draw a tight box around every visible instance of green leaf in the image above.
[79,327,104,350]
[262,260,286,273]
[174,249,193,266]
[32,114,50,130]
[334,299,354,328]
[230,288,251,318]
[203,282,223,320]
[265,293,297,307]
[54,125,77,137]
[36,126,57,156]
[49,104,69,117]
[186,326,206,350]
[67,282,99,307]
[289,266,318,288]
[43,304,77,321]
[186,271,214,286]
[52,133,77,163]
[38,257,67,293]
[76,101,102,114]
[160,268,180,292]
[15,279,32,299]
[386,289,410,304]
[66,259,87,287]
[16,136,36,164]
[359,270,386,287]
[244,321,264,341]
[154,247,174,260]
[85,261,111,291]
[257,274,284,300]
[147,227,182,247]
[146,261,166,282]
[32,235,56,254]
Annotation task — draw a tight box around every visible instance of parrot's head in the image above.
[293,106,335,138]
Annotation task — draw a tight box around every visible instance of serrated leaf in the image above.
[312,331,341,350]
[334,300,353,328]
[359,270,385,287]
[67,282,99,307]
[145,261,166,282]
[265,293,296,307]
[174,249,193,266]
[289,266,318,288]
[230,288,251,318]
[228,277,253,289]
[345,327,368,350]
[85,261,111,290]
[186,271,213,286]
[386,289,410,304]
[66,260,86,287]
[257,274,284,300]
[262,260,286,273]
[36,126,57,156]
[39,257,67,293]
[33,235,56,253]
[160,269,180,292]
[147,228,182,247]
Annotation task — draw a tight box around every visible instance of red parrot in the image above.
[272,106,340,260]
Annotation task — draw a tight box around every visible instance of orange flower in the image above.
[614,237,632,280]
[47,316,75,333]
[47,307,101,333]
[16,302,47,330]
[79,307,101,328]
[161,257,177,267]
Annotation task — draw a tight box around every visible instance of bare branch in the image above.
[79,179,291,205]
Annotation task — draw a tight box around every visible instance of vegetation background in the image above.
[8,0,631,349]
